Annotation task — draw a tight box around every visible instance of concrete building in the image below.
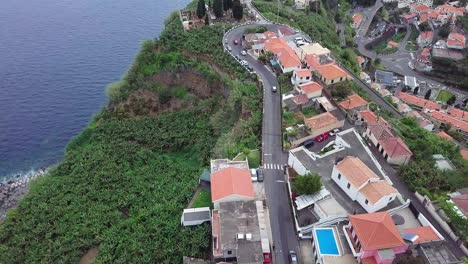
[291,68,312,85]
[297,81,323,99]
[314,64,351,85]
[181,207,211,226]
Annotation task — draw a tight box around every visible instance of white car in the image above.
[272,86,277,92]
[240,50,247,56]
[328,128,340,136]
[240,60,248,66]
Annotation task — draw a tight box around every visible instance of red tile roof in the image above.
[315,63,349,81]
[359,110,379,124]
[461,149,468,160]
[367,123,394,141]
[211,167,255,202]
[448,107,468,121]
[430,111,468,132]
[451,194,468,217]
[412,4,430,12]
[278,26,295,36]
[292,94,309,105]
[437,131,454,142]
[401,13,417,20]
[357,56,365,65]
[339,94,368,110]
[397,92,441,110]
[361,257,378,264]
[304,54,334,69]
[419,12,429,23]
[379,137,413,158]
[336,156,379,188]
[349,212,406,251]
[419,31,434,40]
[299,82,322,95]
[360,180,398,204]
[388,41,399,47]
[263,31,277,39]
[264,37,302,68]
[353,14,363,24]
[295,68,312,78]
[404,226,440,243]
[305,112,339,130]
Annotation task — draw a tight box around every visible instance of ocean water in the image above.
[0,0,189,179]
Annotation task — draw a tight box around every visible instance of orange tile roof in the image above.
[359,110,379,124]
[435,4,465,16]
[210,167,255,202]
[388,41,399,47]
[353,14,363,24]
[357,56,365,65]
[461,149,468,160]
[304,54,334,69]
[451,194,468,217]
[368,123,394,141]
[336,156,379,188]
[349,212,406,250]
[315,63,349,81]
[447,33,466,48]
[360,180,398,204]
[295,68,312,78]
[379,137,413,158]
[404,226,440,243]
[263,31,277,39]
[304,112,338,130]
[299,82,322,95]
[419,12,429,23]
[339,94,368,110]
[448,107,468,121]
[437,131,454,142]
[419,31,434,40]
[397,92,441,110]
[411,4,430,12]
[264,37,301,68]
[430,111,468,132]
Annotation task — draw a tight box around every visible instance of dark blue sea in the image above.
[0,0,189,179]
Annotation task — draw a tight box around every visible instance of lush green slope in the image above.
[0,10,261,264]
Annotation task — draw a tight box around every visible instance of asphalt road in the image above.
[225,24,300,264]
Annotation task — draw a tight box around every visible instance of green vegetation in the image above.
[0,8,262,263]
[192,189,213,208]
[252,0,361,73]
[430,57,468,91]
[278,72,294,94]
[292,173,323,195]
[283,110,304,128]
[457,14,468,30]
[318,145,335,155]
[330,80,353,100]
[233,149,260,168]
[436,90,455,102]
[197,0,207,18]
[244,26,268,34]
[372,40,398,55]
[302,107,320,118]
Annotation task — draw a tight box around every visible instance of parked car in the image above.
[256,169,264,182]
[233,39,239,45]
[272,86,277,92]
[240,50,247,56]
[246,65,253,71]
[303,139,314,148]
[315,135,325,142]
[250,169,257,178]
[288,251,298,264]
[234,55,240,61]
[227,46,232,52]
[328,128,340,136]
[321,132,329,140]
[240,60,248,66]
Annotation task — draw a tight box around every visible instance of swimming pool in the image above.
[315,228,340,255]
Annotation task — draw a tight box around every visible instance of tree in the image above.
[197,0,206,19]
[331,81,353,100]
[213,0,223,17]
[424,89,432,99]
[402,86,408,93]
[292,173,322,195]
[447,95,456,105]
[232,0,243,20]
[413,86,419,95]
[205,14,209,25]
[419,22,431,31]
[223,0,233,11]
[438,23,450,38]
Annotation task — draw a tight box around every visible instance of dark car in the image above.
[288,251,298,264]
[256,169,264,182]
[303,139,314,148]
[233,39,239,45]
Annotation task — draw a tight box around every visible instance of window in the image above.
[389,196,393,201]
[338,174,341,180]
[347,183,351,189]
[365,199,369,205]
[227,250,232,255]
[331,79,335,84]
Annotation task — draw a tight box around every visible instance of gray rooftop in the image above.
[219,201,263,264]
[210,159,249,173]
[419,242,461,264]
[374,70,394,85]
[181,207,211,226]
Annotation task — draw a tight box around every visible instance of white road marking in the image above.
[276,180,285,183]
[263,163,283,170]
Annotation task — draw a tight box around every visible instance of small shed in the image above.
[404,76,418,90]
[181,207,211,227]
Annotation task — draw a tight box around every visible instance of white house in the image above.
[296,81,323,99]
[331,156,399,213]
[291,68,312,86]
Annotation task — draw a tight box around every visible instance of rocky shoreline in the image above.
[0,168,48,221]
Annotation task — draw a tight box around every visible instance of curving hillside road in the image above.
[225,23,300,263]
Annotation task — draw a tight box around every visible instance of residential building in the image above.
[398,103,412,115]
[314,63,351,85]
[339,94,368,120]
[418,48,431,63]
[435,4,465,17]
[357,56,366,69]
[332,157,399,213]
[364,123,412,165]
[351,14,363,28]
[374,70,394,86]
[448,107,468,121]
[304,53,334,70]
[447,32,466,50]
[181,207,211,226]
[417,31,434,47]
[357,110,380,126]
[291,68,312,85]
[387,41,399,48]
[211,167,255,208]
[304,111,345,137]
[360,72,371,84]
[437,131,455,142]
[277,26,296,37]
[429,110,468,137]
[448,188,468,218]
[397,92,441,110]
[418,118,434,131]
[314,96,337,112]
[212,201,270,263]
[410,4,431,14]
[298,43,331,59]
[282,93,311,111]
[264,37,302,73]
[297,81,323,99]
[344,212,408,264]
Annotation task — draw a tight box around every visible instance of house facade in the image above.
[291,68,312,85]
[304,111,345,137]
[332,156,399,213]
[297,81,323,99]
[364,123,412,165]
[417,31,434,47]
[314,64,351,85]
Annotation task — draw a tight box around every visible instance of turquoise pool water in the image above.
[315,228,339,255]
